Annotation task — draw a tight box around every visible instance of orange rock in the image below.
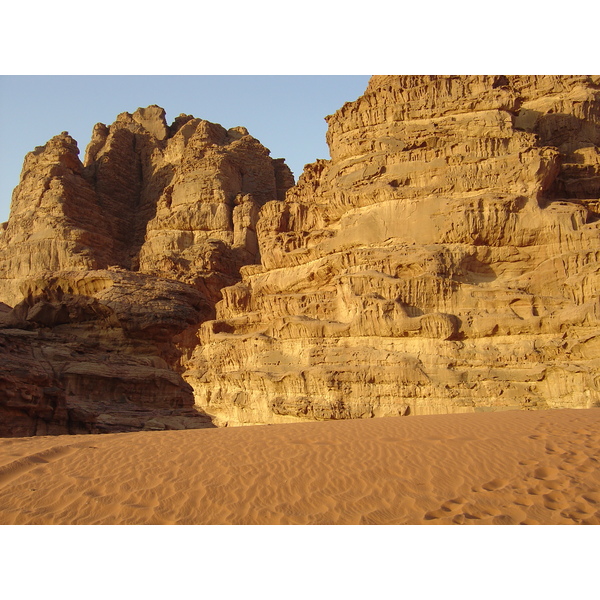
[189,75,600,426]
[0,107,292,435]
[3,76,600,435]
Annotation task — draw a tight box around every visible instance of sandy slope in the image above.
[0,409,599,525]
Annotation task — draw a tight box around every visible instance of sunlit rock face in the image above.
[0,105,293,305]
[188,75,600,426]
[3,76,600,435]
[0,106,292,436]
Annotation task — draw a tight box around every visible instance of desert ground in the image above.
[0,408,599,525]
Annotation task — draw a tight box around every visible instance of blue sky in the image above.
[0,76,371,221]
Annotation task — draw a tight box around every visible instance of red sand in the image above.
[0,408,599,524]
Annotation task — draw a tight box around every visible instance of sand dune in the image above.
[0,408,599,525]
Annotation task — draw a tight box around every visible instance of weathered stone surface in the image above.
[0,106,293,305]
[188,75,600,426]
[3,77,600,435]
[0,132,114,298]
[0,327,214,437]
[0,107,292,436]
[136,117,293,302]
[0,270,215,436]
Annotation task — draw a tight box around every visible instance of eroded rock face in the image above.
[3,78,600,435]
[188,75,600,426]
[0,105,293,304]
[0,270,215,436]
[0,107,292,436]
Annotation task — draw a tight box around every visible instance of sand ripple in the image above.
[0,408,599,524]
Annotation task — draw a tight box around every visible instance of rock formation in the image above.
[0,106,293,304]
[0,106,292,435]
[187,75,600,426]
[2,76,600,436]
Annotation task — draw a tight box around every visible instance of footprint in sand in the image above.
[0,445,79,488]
[443,496,467,508]
[491,514,517,525]
[532,466,560,480]
[513,495,534,508]
[542,491,568,511]
[423,509,449,521]
[560,501,595,522]
[581,492,600,505]
[575,464,596,474]
[471,479,508,493]
[423,496,468,522]
[525,465,566,496]
[542,478,567,491]
[449,508,507,524]
[544,442,566,455]
[456,508,487,522]
[526,484,547,496]
[481,478,509,492]
[564,450,589,463]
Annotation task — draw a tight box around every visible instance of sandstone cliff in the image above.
[0,107,292,435]
[0,105,293,304]
[3,77,600,436]
[188,75,600,426]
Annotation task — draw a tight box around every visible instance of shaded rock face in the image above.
[189,75,600,426]
[0,270,215,436]
[0,107,292,436]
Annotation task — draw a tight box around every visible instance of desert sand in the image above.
[0,408,599,525]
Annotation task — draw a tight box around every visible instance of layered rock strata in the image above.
[0,107,292,435]
[3,77,600,435]
[188,75,600,426]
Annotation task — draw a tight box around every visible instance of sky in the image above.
[0,75,371,221]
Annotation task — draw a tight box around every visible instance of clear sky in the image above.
[0,75,371,221]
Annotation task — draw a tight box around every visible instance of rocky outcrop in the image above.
[136,118,294,302]
[3,77,600,435]
[0,105,293,305]
[0,107,292,436]
[0,269,215,436]
[188,75,600,426]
